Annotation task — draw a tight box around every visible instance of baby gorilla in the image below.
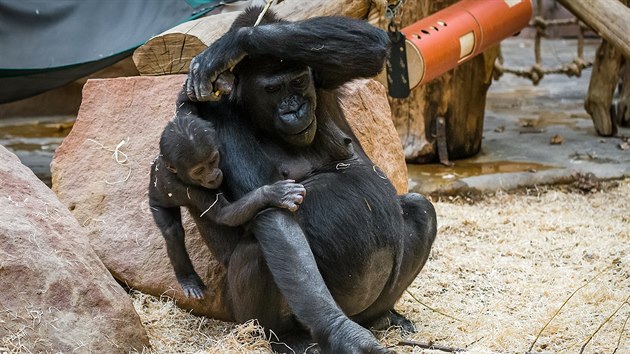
[149,114,306,299]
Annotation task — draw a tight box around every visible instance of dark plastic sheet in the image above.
[0,0,217,103]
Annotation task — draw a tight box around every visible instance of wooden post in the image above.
[375,0,498,163]
[582,0,629,136]
[585,40,623,136]
[618,61,630,127]
[557,0,630,59]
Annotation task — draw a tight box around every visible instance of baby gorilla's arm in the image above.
[205,180,306,226]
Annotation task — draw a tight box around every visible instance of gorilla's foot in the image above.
[177,273,207,299]
[319,317,395,354]
[369,309,416,334]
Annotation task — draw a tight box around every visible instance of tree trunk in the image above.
[376,0,497,163]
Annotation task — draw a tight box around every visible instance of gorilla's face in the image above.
[237,58,317,146]
[160,115,223,190]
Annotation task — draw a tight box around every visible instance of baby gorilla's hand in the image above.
[265,180,306,212]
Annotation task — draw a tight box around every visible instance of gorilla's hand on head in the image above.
[186,29,248,102]
[186,14,389,101]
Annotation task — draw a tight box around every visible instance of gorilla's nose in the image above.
[279,95,301,113]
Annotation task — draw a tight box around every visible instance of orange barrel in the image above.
[401,0,532,88]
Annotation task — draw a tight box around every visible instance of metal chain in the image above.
[385,0,405,25]
[494,0,593,85]
[385,0,404,18]
[385,0,405,42]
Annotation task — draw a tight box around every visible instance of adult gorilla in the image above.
[185,7,437,353]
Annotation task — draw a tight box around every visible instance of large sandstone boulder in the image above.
[339,79,408,192]
[51,75,407,319]
[0,146,148,352]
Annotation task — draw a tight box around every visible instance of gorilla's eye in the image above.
[264,84,281,93]
[291,76,307,87]
[207,150,219,165]
[191,166,204,176]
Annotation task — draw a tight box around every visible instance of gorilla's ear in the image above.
[165,164,177,174]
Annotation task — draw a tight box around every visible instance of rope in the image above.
[494,0,594,85]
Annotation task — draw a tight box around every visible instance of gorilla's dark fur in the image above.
[149,113,306,299]
[182,7,437,353]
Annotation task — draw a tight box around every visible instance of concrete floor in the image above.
[409,38,630,196]
[0,115,73,186]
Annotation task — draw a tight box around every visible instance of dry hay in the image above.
[132,179,630,353]
[131,291,273,353]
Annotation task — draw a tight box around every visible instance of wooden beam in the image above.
[133,0,372,76]
[557,0,630,59]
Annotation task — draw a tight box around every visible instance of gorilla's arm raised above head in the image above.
[186,14,389,102]
[240,17,389,88]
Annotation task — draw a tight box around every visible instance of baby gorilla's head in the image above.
[160,115,223,189]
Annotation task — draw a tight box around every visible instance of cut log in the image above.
[557,0,630,59]
[133,0,372,76]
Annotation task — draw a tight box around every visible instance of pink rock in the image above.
[51,75,407,319]
[0,145,148,352]
[339,79,408,194]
